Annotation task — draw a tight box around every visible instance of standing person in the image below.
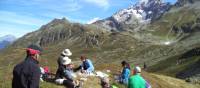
[74,55,94,74]
[12,44,43,88]
[128,66,147,88]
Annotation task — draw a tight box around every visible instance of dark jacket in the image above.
[55,65,74,82]
[12,57,40,88]
[57,55,65,67]
[55,65,75,88]
[55,65,65,79]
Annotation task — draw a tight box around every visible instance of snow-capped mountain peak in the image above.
[112,0,170,23]
[94,0,171,31]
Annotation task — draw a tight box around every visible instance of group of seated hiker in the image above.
[114,61,151,88]
[100,61,151,88]
[12,44,150,88]
[54,49,95,88]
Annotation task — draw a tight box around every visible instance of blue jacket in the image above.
[121,67,130,84]
[81,59,94,73]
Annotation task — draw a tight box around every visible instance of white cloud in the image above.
[84,0,110,9]
[87,17,100,24]
[0,10,49,37]
[0,11,48,26]
[0,23,36,38]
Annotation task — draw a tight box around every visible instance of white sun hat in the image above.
[62,49,72,56]
[62,57,72,65]
[135,66,141,73]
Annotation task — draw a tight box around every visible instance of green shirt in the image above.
[128,74,146,88]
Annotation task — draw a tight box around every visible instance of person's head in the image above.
[26,44,43,62]
[65,62,74,69]
[121,61,127,67]
[62,57,72,66]
[133,66,141,75]
[80,55,86,61]
[61,49,72,56]
[121,61,131,69]
[67,64,74,69]
[101,77,110,88]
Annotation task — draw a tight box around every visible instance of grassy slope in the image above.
[143,1,200,79]
[144,2,200,39]
[1,2,200,88]
[148,55,200,76]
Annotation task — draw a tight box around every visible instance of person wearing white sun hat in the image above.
[55,57,72,80]
[62,57,72,65]
[62,49,72,56]
[57,49,72,67]
[56,49,72,79]
[55,57,80,88]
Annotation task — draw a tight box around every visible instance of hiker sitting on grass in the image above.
[12,44,43,88]
[55,57,80,88]
[115,61,130,85]
[74,55,94,74]
[128,66,151,88]
[55,49,72,79]
[57,49,72,68]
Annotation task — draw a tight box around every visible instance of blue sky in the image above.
[0,0,177,38]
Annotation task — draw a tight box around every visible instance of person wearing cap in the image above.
[12,44,43,88]
[128,66,146,88]
[74,55,94,74]
[55,57,80,88]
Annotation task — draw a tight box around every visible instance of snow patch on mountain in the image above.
[94,0,171,31]
[112,0,170,23]
[87,17,100,24]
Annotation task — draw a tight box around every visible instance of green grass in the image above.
[148,55,200,77]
